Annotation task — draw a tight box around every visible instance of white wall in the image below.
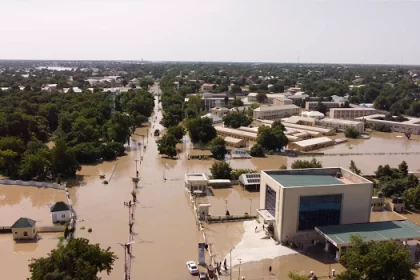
[52,210,71,223]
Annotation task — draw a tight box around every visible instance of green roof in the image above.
[316,220,420,247]
[11,217,36,229]
[269,174,343,187]
[50,201,70,212]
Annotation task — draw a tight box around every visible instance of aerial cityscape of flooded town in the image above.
[1,58,420,280]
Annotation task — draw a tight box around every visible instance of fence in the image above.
[0,179,64,190]
[207,215,256,224]
[37,226,65,233]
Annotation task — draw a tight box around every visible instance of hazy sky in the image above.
[0,0,419,64]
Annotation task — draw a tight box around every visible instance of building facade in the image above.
[316,118,365,134]
[355,114,420,135]
[305,101,341,111]
[330,108,377,119]
[253,104,301,120]
[50,202,71,223]
[273,97,293,106]
[11,217,37,240]
[258,168,373,243]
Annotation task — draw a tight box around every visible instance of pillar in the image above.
[325,240,330,252]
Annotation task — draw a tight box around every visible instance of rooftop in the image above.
[269,174,343,187]
[215,126,257,139]
[239,173,261,185]
[318,118,363,125]
[253,104,299,112]
[291,136,334,147]
[11,217,36,228]
[316,220,420,247]
[186,173,207,181]
[224,136,244,144]
[50,201,70,212]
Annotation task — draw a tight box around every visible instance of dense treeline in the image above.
[0,87,154,180]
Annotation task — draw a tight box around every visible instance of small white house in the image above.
[50,201,71,223]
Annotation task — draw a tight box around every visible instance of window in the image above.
[298,194,342,231]
[265,185,277,217]
[24,231,28,236]
[62,214,66,218]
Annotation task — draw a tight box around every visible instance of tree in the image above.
[256,92,267,103]
[315,101,327,115]
[271,120,285,131]
[210,161,232,179]
[18,149,51,180]
[403,186,420,210]
[250,144,265,157]
[166,125,185,141]
[209,137,227,160]
[230,84,242,94]
[156,133,178,158]
[232,98,244,107]
[344,127,360,138]
[291,158,322,169]
[338,235,414,280]
[223,112,252,129]
[256,125,288,152]
[28,238,117,280]
[349,160,361,175]
[185,117,216,144]
[398,160,409,176]
[50,138,80,178]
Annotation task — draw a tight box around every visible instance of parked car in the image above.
[199,272,208,279]
[186,261,199,274]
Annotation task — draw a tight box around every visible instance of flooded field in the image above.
[0,185,67,227]
[290,131,420,174]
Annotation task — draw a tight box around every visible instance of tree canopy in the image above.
[209,137,227,160]
[222,112,252,129]
[291,158,323,169]
[210,161,232,179]
[185,117,216,144]
[337,235,414,280]
[28,238,117,280]
[256,125,288,152]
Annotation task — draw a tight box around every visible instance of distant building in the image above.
[331,95,349,103]
[330,108,377,120]
[301,111,325,120]
[185,173,208,194]
[201,83,214,91]
[50,201,71,223]
[355,114,420,135]
[239,173,261,191]
[247,93,258,102]
[215,126,257,141]
[273,97,293,106]
[253,104,301,120]
[210,107,230,118]
[201,113,223,124]
[305,101,341,111]
[288,137,335,151]
[11,217,37,240]
[317,118,365,135]
[223,136,246,148]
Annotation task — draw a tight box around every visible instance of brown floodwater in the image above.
[289,131,420,175]
[3,83,420,279]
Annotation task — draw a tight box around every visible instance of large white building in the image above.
[258,168,373,247]
[330,108,377,119]
[356,114,420,135]
[253,104,300,120]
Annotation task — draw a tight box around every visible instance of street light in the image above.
[225,199,228,213]
[249,199,252,215]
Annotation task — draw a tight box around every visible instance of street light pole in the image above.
[134,160,139,177]
[230,249,232,280]
[249,199,252,215]
[225,200,228,213]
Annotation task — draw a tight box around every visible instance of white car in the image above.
[186,261,199,274]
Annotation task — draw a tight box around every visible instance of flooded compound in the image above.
[2,82,420,280]
[289,131,420,174]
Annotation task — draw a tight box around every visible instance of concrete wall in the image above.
[0,180,64,190]
[280,182,372,242]
[52,210,71,223]
[12,227,37,240]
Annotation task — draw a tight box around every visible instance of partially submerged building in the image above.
[185,173,208,194]
[11,217,37,240]
[253,104,301,120]
[50,201,71,223]
[288,137,335,152]
[239,173,261,191]
[356,114,420,135]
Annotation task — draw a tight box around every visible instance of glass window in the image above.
[265,185,277,217]
[24,231,28,236]
[298,194,342,231]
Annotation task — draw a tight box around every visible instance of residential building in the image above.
[330,108,377,119]
[50,201,71,223]
[253,104,301,120]
[215,126,257,141]
[331,95,349,103]
[317,118,365,135]
[11,217,37,240]
[288,137,335,151]
[223,136,246,148]
[201,113,223,124]
[305,101,341,111]
[201,83,214,91]
[266,93,287,104]
[301,111,325,120]
[273,97,293,105]
[239,173,261,191]
[355,114,420,135]
[210,107,230,118]
[258,168,373,245]
[247,93,258,102]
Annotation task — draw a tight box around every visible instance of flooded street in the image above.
[1,83,420,279]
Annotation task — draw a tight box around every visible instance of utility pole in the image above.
[249,199,252,215]
[230,249,232,280]
[238,259,242,280]
[134,160,139,178]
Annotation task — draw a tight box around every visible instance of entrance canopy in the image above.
[315,220,420,248]
[257,209,276,222]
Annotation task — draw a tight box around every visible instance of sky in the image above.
[0,0,419,64]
